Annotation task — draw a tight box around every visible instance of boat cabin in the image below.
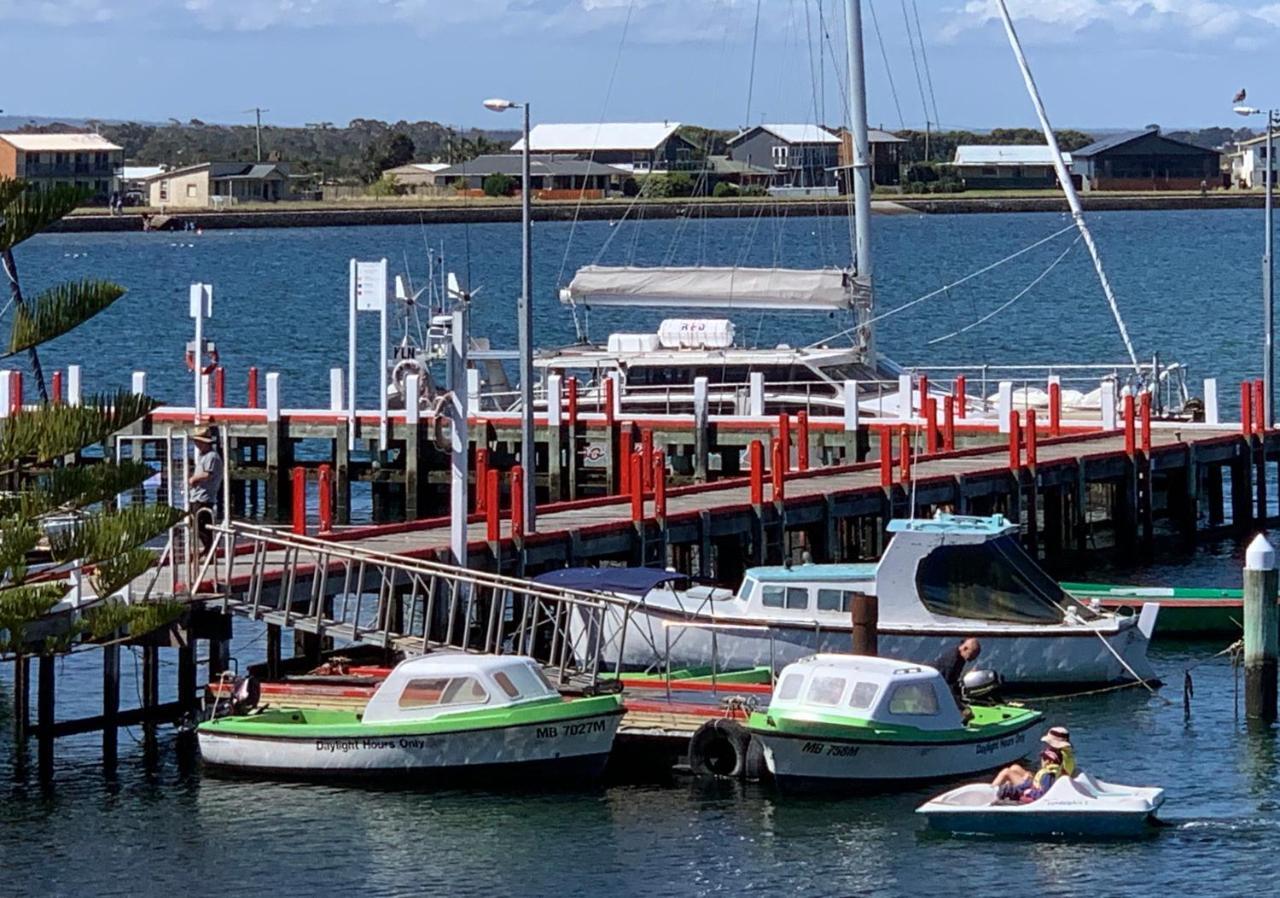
[360,655,560,725]
[768,654,964,730]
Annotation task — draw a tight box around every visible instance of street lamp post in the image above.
[1236,104,1278,428]
[483,97,536,531]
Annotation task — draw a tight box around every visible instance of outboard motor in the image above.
[961,668,1003,702]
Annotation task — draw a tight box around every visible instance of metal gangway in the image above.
[187,523,660,692]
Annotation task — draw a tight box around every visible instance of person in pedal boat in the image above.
[933,637,981,724]
[1013,746,1065,803]
[991,726,1075,799]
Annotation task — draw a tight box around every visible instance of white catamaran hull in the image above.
[198,712,621,778]
[759,723,1038,786]
[584,607,1154,688]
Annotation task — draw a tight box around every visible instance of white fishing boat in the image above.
[198,654,623,782]
[553,513,1159,690]
[747,654,1043,789]
[917,772,1166,837]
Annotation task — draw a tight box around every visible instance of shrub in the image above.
[712,181,741,198]
[483,172,515,197]
[621,177,640,197]
[741,184,769,197]
[905,162,940,183]
[367,176,404,197]
[666,172,695,197]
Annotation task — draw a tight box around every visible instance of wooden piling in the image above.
[266,624,282,680]
[102,642,119,775]
[12,652,29,741]
[37,654,54,782]
[1244,535,1279,722]
[142,645,159,765]
[851,593,878,656]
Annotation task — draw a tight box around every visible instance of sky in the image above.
[0,0,1275,133]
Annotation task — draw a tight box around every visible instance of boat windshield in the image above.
[915,535,1093,624]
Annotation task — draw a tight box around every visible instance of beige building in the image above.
[0,132,123,201]
[143,162,293,208]
[383,162,451,193]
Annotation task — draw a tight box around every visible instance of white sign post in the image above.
[348,259,389,451]
[189,283,213,421]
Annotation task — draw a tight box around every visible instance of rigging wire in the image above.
[744,0,765,128]
[910,0,942,130]
[898,0,930,130]
[927,235,1082,345]
[868,0,906,130]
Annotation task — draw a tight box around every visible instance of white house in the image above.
[511,122,696,173]
[1228,134,1277,189]
[948,145,1073,189]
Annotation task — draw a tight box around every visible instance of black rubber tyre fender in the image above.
[688,718,752,778]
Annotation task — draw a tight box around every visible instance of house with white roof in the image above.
[0,132,123,201]
[947,144,1075,189]
[726,124,842,189]
[1227,133,1276,189]
[510,122,696,173]
[382,162,452,193]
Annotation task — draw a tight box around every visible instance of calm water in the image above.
[2,209,1278,896]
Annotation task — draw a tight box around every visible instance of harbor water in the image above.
[1,208,1277,895]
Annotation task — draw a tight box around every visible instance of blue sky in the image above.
[0,0,1274,132]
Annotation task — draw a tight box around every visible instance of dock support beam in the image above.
[1244,535,1279,723]
[102,642,120,776]
[37,654,54,782]
[12,652,29,741]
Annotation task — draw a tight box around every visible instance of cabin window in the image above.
[915,536,1082,624]
[397,675,490,709]
[785,587,809,610]
[493,672,521,698]
[817,589,858,613]
[761,586,785,608]
[849,681,878,710]
[777,673,804,701]
[806,675,847,706]
[887,683,939,716]
[504,663,554,697]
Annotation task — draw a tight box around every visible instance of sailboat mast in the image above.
[993,0,1141,374]
[843,0,875,360]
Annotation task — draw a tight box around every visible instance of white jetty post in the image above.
[66,365,82,406]
[448,300,470,562]
[607,370,623,419]
[749,372,765,417]
[1100,381,1117,430]
[329,368,345,413]
[189,283,212,421]
[1244,534,1279,722]
[131,371,147,396]
[1204,377,1219,425]
[547,373,563,427]
[898,374,913,420]
[844,380,859,432]
[265,372,281,423]
[997,381,1014,433]
[0,370,10,419]
[693,376,710,482]
[404,374,421,425]
[467,369,481,416]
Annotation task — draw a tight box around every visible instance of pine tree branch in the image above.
[0,183,89,252]
[1,249,49,403]
[0,460,155,519]
[0,391,158,468]
[4,278,127,357]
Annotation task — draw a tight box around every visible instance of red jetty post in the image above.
[50,370,63,406]
[924,398,938,455]
[213,366,226,409]
[943,395,955,451]
[772,439,786,502]
[10,371,22,415]
[1140,392,1152,454]
[291,467,307,535]
[630,451,645,521]
[641,428,654,493]
[1009,410,1021,470]
[778,413,792,473]
[247,366,260,410]
[918,374,929,418]
[797,411,810,472]
[1242,381,1254,437]
[510,467,525,537]
[485,469,500,541]
[1123,394,1136,456]
[653,451,667,519]
[603,376,616,425]
[899,425,911,484]
[1026,409,1038,468]
[750,440,765,505]
[474,448,489,513]
[879,427,893,487]
[619,427,634,495]
[565,376,579,424]
[1048,382,1062,436]
[1254,379,1266,434]
[317,464,333,533]
[955,375,967,419]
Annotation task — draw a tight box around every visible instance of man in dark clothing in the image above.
[934,637,981,721]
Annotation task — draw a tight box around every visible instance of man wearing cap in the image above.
[188,424,224,556]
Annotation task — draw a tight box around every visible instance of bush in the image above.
[483,172,515,197]
[367,176,404,197]
[638,172,696,198]
[741,184,769,197]
[905,162,940,183]
[621,177,640,197]
[712,181,741,198]
[666,172,695,197]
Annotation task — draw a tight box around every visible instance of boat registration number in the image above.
[536,719,609,739]
[801,742,860,757]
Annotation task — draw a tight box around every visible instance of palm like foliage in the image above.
[0,177,182,654]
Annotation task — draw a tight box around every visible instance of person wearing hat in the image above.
[188,424,223,556]
[1041,725,1076,776]
[992,724,1075,798]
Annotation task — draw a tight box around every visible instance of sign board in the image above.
[188,283,212,318]
[355,260,387,312]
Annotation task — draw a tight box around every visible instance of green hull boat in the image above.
[1062,582,1243,638]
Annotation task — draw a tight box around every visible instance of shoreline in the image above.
[50,192,1270,232]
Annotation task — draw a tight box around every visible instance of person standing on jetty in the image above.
[188,424,224,557]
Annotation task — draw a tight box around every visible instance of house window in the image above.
[771,144,790,168]
[158,180,169,201]
[186,183,198,198]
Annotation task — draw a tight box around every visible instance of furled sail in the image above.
[559,265,856,311]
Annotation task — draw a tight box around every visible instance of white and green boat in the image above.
[748,654,1042,789]
[198,655,624,783]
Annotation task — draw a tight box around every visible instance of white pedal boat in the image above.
[917,772,1165,837]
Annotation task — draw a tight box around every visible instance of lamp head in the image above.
[483,98,516,113]
[1235,105,1261,117]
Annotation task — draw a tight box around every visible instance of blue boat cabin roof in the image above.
[745,562,877,582]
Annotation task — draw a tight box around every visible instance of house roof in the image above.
[512,122,683,153]
[952,145,1071,166]
[868,128,907,144]
[730,124,841,145]
[707,155,775,175]
[0,132,121,152]
[1071,129,1218,158]
[434,154,626,178]
[120,165,165,181]
[385,162,451,175]
[139,162,290,181]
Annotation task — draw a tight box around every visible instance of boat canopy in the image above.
[559,265,855,311]
[362,655,557,725]
[534,566,688,596]
[769,654,965,731]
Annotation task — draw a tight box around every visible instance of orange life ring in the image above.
[185,340,219,375]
